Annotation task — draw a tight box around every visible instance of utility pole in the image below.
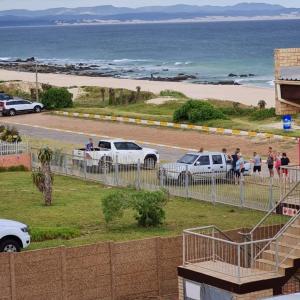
[35,61,39,101]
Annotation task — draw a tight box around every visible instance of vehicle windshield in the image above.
[177,154,198,164]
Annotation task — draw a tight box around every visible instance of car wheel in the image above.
[9,109,16,116]
[0,239,21,253]
[98,157,113,173]
[144,157,156,170]
[178,172,192,186]
[34,105,41,113]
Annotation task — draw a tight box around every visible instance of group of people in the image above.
[220,147,290,179]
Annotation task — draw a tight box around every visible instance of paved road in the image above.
[3,121,187,162]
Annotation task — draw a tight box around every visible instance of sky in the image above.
[0,0,300,11]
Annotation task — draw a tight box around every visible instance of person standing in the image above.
[85,138,94,151]
[281,153,290,177]
[267,147,275,177]
[252,152,262,175]
[222,148,232,163]
[231,148,240,179]
[274,152,282,177]
[235,153,245,184]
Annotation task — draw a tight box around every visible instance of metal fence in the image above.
[31,150,300,212]
[0,142,29,155]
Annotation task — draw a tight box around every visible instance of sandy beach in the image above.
[0,69,275,107]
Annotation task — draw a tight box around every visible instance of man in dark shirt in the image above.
[230,148,240,178]
[281,152,290,177]
[85,138,94,151]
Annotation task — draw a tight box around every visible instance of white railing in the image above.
[182,174,300,283]
[183,226,275,282]
[0,142,29,155]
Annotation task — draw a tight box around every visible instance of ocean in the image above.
[1,19,300,87]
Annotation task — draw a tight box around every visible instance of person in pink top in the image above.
[274,152,282,177]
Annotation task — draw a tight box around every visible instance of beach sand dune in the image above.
[0,70,275,107]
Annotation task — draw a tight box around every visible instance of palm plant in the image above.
[258,100,267,110]
[32,147,53,206]
[100,88,106,102]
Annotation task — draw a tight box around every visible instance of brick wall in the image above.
[274,48,300,115]
[0,153,31,170]
[0,236,182,300]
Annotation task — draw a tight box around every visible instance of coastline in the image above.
[0,69,275,107]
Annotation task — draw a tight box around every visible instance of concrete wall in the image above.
[275,48,300,115]
[0,236,182,300]
[0,153,31,170]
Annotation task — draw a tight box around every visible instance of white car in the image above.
[73,139,159,171]
[0,219,31,252]
[160,152,251,184]
[0,96,44,116]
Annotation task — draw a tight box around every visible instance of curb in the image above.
[54,111,297,142]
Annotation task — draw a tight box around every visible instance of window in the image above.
[126,142,142,150]
[177,154,198,165]
[114,142,128,150]
[212,155,223,165]
[196,155,210,166]
[6,101,18,106]
[98,141,111,150]
[19,100,31,104]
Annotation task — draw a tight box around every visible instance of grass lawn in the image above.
[1,172,281,250]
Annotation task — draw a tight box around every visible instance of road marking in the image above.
[2,121,197,152]
[54,110,297,142]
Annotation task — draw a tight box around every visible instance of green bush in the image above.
[132,190,168,227]
[101,189,168,227]
[30,227,80,242]
[102,191,128,223]
[41,87,73,109]
[173,100,226,123]
[0,126,22,142]
[250,108,276,120]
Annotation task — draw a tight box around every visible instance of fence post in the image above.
[240,173,245,208]
[103,155,107,185]
[159,165,164,188]
[268,177,274,210]
[211,172,216,205]
[212,227,215,261]
[237,245,241,283]
[275,238,279,272]
[185,165,189,199]
[137,159,141,190]
[115,155,119,186]
[84,156,87,180]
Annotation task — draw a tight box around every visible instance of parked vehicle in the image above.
[73,139,159,172]
[159,152,251,184]
[0,95,44,116]
[0,219,31,252]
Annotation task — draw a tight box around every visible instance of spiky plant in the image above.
[32,147,54,206]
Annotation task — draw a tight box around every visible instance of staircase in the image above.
[182,177,300,295]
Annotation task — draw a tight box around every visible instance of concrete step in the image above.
[286,224,300,236]
[270,242,300,256]
[262,250,296,267]
[281,233,300,245]
[255,258,290,275]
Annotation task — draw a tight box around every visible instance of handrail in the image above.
[249,181,300,236]
[184,229,273,247]
[252,210,300,263]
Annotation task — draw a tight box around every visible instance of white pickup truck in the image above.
[73,139,159,171]
[159,151,251,184]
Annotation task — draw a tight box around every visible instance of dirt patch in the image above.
[146,96,175,105]
[2,113,298,162]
